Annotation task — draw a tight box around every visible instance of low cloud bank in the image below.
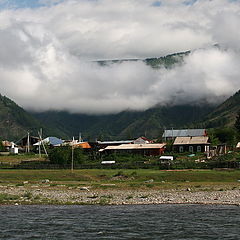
[0,0,239,114]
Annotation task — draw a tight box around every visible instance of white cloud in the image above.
[0,0,239,114]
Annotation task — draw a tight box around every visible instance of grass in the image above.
[0,154,47,165]
[0,169,239,191]
[23,191,33,199]
[0,193,20,202]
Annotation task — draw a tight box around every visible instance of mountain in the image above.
[32,50,219,140]
[1,49,234,141]
[97,51,189,69]
[0,95,63,141]
[0,51,202,141]
[203,90,240,128]
[32,104,214,141]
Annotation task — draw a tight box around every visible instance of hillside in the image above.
[203,90,240,128]
[0,95,63,141]
[33,104,214,141]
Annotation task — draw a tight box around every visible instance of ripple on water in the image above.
[0,204,239,239]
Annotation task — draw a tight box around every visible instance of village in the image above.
[0,128,239,169]
[0,127,240,206]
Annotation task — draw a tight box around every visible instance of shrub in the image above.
[48,146,86,165]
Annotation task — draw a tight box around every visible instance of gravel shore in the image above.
[1,184,240,205]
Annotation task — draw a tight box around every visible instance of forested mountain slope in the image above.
[203,90,240,128]
[0,95,63,140]
[33,104,214,141]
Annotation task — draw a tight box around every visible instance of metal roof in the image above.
[101,143,166,151]
[162,129,206,138]
[34,137,63,146]
[173,136,209,145]
[98,140,133,145]
[76,142,91,149]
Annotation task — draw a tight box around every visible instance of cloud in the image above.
[0,0,239,114]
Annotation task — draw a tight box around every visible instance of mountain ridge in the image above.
[203,90,240,128]
[0,94,65,141]
[0,49,239,141]
[32,104,214,140]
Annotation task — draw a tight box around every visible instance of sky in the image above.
[0,0,239,114]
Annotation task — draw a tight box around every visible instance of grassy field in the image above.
[0,154,46,165]
[0,169,240,191]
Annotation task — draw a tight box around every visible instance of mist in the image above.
[0,0,239,114]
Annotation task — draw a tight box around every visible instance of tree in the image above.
[48,146,86,165]
[213,128,236,146]
[0,140,4,152]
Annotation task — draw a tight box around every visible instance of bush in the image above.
[48,146,86,165]
[102,153,146,163]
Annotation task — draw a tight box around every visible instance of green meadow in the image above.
[0,169,240,191]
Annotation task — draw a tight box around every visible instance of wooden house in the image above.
[173,136,210,153]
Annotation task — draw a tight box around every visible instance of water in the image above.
[0,204,240,239]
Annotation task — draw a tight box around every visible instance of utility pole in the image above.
[71,144,74,173]
[38,130,48,156]
[26,131,30,153]
[164,127,166,142]
[79,132,82,142]
[38,128,42,158]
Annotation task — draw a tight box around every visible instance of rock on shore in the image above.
[1,185,240,205]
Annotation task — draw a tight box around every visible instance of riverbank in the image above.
[1,169,240,205]
[1,184,240,205]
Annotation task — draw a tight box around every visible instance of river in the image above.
[0,204,239,239]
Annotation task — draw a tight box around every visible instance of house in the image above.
[2,140,12,151]
[97,137,153,148]
[162,129,207,141]
[100,143,166,156]
[63,138,91,149]
[18,136,39,148]
[1,141,18,154]
[173,136,210,153]
[236,142,240,149]
[10,143,18,154]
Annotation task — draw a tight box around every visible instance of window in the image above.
[197,146,201,152]
[189,146,193,152]
[179,146,184,152]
